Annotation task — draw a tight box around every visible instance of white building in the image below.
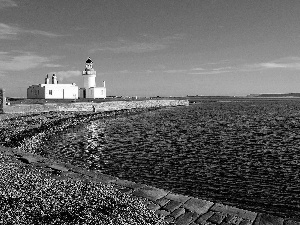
[27,57,106,100]
[79,57,106,99]
[27,74,79,99]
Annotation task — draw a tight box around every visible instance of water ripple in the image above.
[15,101,300,220]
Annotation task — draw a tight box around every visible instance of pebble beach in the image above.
[0,111,170,225]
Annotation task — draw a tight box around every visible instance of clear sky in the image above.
[1,0,300,97]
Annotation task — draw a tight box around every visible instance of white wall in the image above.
[28,84,79,99]
[86,87,106,99]
[94,87,106,99]
[44,85,78,99]
[83,74,96,89]
[44,85,63,99]
[63,86,79,99]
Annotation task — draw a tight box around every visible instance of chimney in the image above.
[103,81,106,88]
[45,74,50,84]
[52,74,57,84]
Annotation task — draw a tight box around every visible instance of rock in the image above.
[195,211,214,224]
[132,186,169,201]
[112,179,145,189]
[208,212,226,224]
[17,155,38,164]
[211,203,257,221]
[284,220,300,225]
[171,207,186,219]
[155,209,170,218]
[175,211,199,225]
[47,164,69,172]
[183,198,214,215]
[163,200,182,212]
[254,213,284,225]
[165,193,190,203]
[146,202,161,211]
[156,197,171,207]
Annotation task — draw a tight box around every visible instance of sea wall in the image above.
[0,145,298,224]
[0,89,5,114]
[3,100,189,114]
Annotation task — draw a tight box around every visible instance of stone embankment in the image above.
[0,89,4,114]
[0,145,298,225]
[2,99,188,114]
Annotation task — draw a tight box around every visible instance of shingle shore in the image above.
[0,146,168,225]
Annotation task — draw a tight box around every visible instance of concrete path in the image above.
[1,146,299,225]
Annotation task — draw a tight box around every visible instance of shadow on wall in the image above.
[0,89,5,114]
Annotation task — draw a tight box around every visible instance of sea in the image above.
[24,100,300,220]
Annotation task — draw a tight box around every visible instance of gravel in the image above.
[0,150,168,224]
[0,111,173,224]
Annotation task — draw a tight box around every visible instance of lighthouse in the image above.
[79,57,106,99]
[82,57,96,89]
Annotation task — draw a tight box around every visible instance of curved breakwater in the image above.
[0,142,298,225]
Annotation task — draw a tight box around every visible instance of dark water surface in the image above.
[25,101,300,219]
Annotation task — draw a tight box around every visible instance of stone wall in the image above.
[1,145,299,224]
[0,89,4,114]
[3,100,189,114]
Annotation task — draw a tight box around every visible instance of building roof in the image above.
[86,57,93,63]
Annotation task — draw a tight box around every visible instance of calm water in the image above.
[25,101,300,220]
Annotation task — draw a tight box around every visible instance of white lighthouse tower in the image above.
[83,57,96,89]
[79,57,106,99]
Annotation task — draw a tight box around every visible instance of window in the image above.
[49,90,52,95]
